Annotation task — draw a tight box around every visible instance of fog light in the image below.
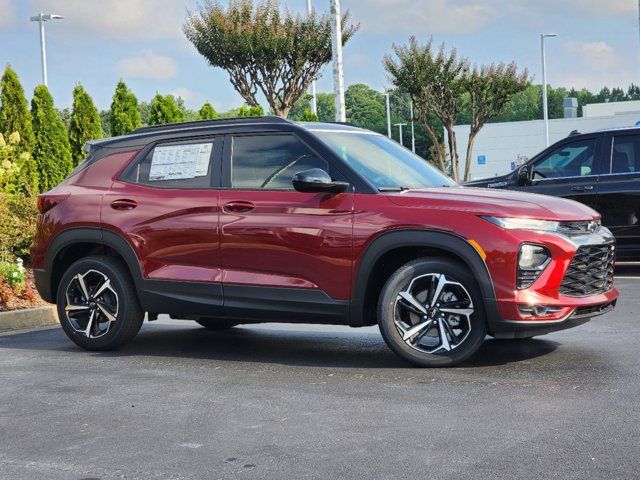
[517,244,551,289]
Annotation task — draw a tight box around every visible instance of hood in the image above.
[463,172,512,188]
[386,187,599,222]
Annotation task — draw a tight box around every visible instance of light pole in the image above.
[394,123,407,146]
[30,13,64,86]
[385,92,391,138]
[307,0,317,116]
[541,33,558,147]
[330,0,346,122]
[409,98,416,153]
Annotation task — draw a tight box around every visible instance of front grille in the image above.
[558,220,601,236]
[571,300,616,319]
[559,244,615,296]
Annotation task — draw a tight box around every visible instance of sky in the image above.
[0,0,638,112]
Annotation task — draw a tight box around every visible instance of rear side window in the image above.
[532,138,597,180]
[122,139,217,188]
[610,135,640,174]
[231,134,328,190]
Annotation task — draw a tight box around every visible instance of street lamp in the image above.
[394,123,407,146]
[409,98,416,153]
[307,0,317,116]
[330,0,346,122]
[385,92,392,138]
[541,33,558,147]
[30,13,64,87]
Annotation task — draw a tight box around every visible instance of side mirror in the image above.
[517,167,529,186]
[292,168,350,194]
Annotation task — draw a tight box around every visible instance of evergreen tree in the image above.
[109,80,141,136]
[149,94,184,125]
[31,85,73,192]
[68,84,102,166]
[0,66,35,153]
[198,101,218,120]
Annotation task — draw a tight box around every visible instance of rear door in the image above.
[102,136,224,314]
[596,132,640,258]
[516,135,603,211]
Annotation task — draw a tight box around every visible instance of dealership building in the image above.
[455,100,640,180]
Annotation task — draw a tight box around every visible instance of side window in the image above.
[531,138,597,180]
[611,135,640,174]
[122,139,216,188]
[231,134,328,190]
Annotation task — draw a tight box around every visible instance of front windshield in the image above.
[316,131,456,190]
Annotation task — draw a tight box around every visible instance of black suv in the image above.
[466,126,640,260]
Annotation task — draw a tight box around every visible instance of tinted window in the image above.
[611,135,640,174]
[231,134,328,190]
[123,140,216,188]
[532,139,597,180]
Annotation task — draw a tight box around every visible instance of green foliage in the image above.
[0,132,38,195]
[0,258,25,289]
[238,105,264,117]
[184,0,359,117]
[0,190,38,258]
[109,80,141,136]
[69,84,102,166]
[301,107,318,122]
[31,85,73,192]
[0,66,35,153]
[198,101,218,120]
[149,94,185,125]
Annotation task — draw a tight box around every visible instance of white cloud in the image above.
[555,41,631,90]
[169,87,202,105]
[28,0,191,40]
[564,41,621,70]
[0,0,15,27]
[348,0,498,34]
[117,50,177,80]
[511,0,635,17]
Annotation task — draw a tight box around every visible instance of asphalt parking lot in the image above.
[1,268,640,480]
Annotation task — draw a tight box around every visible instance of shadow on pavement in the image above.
[0,323,560,370]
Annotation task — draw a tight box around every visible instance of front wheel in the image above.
[378,258,487,367]
[56,256,144,351]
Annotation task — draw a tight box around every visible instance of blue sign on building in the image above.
[477,155,486,165]
[510,162,517,171]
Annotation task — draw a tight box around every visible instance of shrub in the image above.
[0,191,38,258]
[0,278,12,306]
[0,258,25,289]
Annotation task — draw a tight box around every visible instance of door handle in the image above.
[571,185,594,192]
[110,199,138,211]
[223,201,255,213]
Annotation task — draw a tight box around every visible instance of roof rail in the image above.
[130,116,290,135]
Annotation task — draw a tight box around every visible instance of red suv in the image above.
[31,117,618,367]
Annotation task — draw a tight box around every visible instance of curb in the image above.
[0,306,59,333]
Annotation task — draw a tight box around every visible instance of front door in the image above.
[219,133,354,322]
[102,136,223,314]
[596,132,640,258]
[516,135,602,211]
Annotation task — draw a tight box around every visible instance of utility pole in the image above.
[409,98,416,153]
[385,92,391,138]
[307,0,317,116]
[541,33,558,146]
[394,123,407,146]
[330,0,346,122]
[30,13,64,86]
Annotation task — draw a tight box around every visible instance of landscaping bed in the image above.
[0,268,49,312]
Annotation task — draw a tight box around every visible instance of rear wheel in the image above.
[56,256,144,351]
[378,258,487,367]
[195,318,240,330]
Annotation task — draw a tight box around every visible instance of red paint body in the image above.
[32,146,618,325]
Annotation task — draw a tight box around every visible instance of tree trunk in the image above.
[445,124,459,182]
[419,120,446,172]
[464,131,476,182]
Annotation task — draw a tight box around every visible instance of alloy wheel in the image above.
[64,269,119,339]
[393,273,474,354]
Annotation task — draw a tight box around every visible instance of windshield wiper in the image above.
[378,186,410,192]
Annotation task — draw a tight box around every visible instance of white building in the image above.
[454,100,640,180]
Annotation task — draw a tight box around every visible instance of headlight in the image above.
[517,244,551,289]
[482,216,560,233]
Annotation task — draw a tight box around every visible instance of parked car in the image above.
[466,126,640,260]
[31,118,618,367]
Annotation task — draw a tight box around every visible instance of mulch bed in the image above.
[0,269,50,312]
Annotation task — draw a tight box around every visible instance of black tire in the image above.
[378,258,487,367]
[56,256,144,351]
[195,318,240,330]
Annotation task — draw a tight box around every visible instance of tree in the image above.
[184,0,358,118]
[462,63,529,181]
[109,80,141,136]
[198,101,218,120]
[0,66,35,153]
[31,85,73,192]
[385,37,467,178]
[149,94,184,125]
[0,132,38,195]
[238,104,264,117]
[68,84,102,166]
